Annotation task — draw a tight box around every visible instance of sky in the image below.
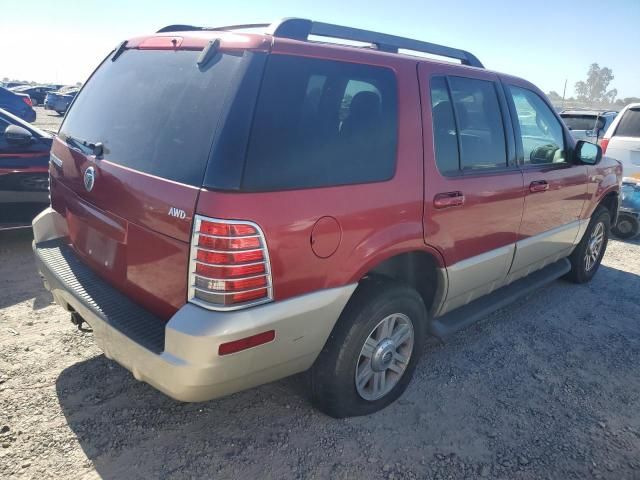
[2,0,639,98]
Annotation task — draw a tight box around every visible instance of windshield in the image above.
[60,48,245,186]
[561,114,605,131]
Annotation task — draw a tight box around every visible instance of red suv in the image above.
[33,19,621,418]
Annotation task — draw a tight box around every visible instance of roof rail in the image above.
[156,18,484,68]
[156,23,270,34]
[268,18,483,68]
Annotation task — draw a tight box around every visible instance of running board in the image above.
[430,258,571,339]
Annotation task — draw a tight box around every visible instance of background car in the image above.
[9,85,57,106]
[611,178,640,240]
[560,109,617,144]
[601,103,640,178]
[44,87,80,115]
[0,86,36,123]
[3,81,28,89]
[0,108,53,227]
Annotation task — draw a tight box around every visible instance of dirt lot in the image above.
[0,226,639,479]
[32,106,64,133]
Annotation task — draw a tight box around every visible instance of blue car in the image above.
[9,85,57,106]
[44,87,80,115]
[0,87,36,123]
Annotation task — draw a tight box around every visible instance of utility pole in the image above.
[561,79,567,110]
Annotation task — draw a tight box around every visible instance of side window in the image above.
[615,107,640,137]
[448,77,507,171]
[430,76,459,175]
[509,86,566,165]
[242,55,398,191]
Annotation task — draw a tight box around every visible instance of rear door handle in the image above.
[434,191,465,209]
[529,180,549,193]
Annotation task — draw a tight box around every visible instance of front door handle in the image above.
[529,180,549,193]
[434,191,465,209]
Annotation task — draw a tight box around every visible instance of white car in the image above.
[602,103,640,178]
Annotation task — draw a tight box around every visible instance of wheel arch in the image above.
[356,249,446,316]
[598,189,620,225]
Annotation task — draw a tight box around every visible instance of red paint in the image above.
[0,152,48,159]
[138,36,183,49]
[311,217,342,258]
[50,139,195,320]
[0,165,49,175]
[48,29,621,321]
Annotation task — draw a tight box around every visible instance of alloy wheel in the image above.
[355,313,414,401]
[584,221,605,272]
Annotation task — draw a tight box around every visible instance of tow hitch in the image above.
[70,312,92,332]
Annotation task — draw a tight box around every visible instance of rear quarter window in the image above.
[241,55,398,191]
[615,108,640,137]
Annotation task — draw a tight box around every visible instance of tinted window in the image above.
[242,55,397,190]
[448,76,507,171]
[509,86,565,165]
[60,49,245,186]
[561,114,605,131]
[615,108,640,137]
[430,76,459,175]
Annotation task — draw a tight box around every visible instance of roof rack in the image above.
[156,18,484,68]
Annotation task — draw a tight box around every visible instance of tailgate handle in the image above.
[434,191,465,209]
[529,180,549,193]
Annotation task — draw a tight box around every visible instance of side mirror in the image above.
[5,124,34,145]
[575,140,602,165]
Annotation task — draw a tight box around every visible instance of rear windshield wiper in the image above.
[64,134,104,157]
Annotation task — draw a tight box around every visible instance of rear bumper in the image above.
[32,207,356,402]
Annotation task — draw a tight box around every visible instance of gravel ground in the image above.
[1,228,639,479]
[33,106,63,133]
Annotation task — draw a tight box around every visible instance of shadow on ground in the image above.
[54,262,640,479]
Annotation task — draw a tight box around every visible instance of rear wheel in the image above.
[566,207,610,283]
[612,212,640,240]
[310,279,426,418]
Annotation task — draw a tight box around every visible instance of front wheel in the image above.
[566,207,610,283]
[310,279,426,418]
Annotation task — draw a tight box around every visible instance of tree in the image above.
[574,63,615,103]
[615,97,640,108]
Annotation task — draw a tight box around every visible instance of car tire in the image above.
[566,206,610,284]
[611,212,640,240]
[310,278,427,418]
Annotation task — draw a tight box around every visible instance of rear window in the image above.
[561,114,605,131]
[60,49,245,186]
[241,55,398,191]
[615,108,640,137]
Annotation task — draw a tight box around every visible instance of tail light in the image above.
[188,215,273,310]
[22,97,33,107]
[600,137,610,155]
